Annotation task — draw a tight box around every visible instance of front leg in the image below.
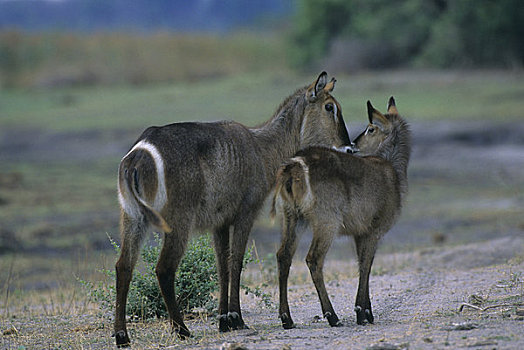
[277,213,300,329]
[227,216,255,330]
[354,235,378,325]
[212,223,231,332]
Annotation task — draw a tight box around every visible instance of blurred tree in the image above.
[291,0,524,69]
[290,0,353,68]
[290,0,440,69]
[420,0,524,67]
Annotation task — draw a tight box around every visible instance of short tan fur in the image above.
[272,97,411,329]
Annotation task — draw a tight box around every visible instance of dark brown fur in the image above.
[271,97,411,329]
[114,72,351,347]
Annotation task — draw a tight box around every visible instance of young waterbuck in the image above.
[271,97,411,329]
[114,72,351,347]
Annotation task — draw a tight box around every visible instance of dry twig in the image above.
[459,302,515,312]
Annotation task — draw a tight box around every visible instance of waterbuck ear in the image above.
[367,100,389,129]
[324,77,336,92]
[387,96,398,115]
[367,100,377,123]
[307,71,328,101]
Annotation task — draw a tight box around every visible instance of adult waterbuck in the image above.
[271,97,411,329]
[114,72,351,346]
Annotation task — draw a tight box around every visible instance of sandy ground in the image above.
[173,236,524,350]
[2,236,522,349]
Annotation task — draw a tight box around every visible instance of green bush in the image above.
[81,233,218,320]
[81,233,274,320]
[241,244,276,309]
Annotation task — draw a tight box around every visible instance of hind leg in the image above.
[353,235,378,325]
[277,213,300,329]
[155,223,191,338]
[306,225,341,327]
[114,214,148,348]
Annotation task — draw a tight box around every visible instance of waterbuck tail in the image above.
[127,167,172,233]
[270,157,311,219]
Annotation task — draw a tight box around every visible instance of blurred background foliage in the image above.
[0,0,523,89]
[291,0,524,70]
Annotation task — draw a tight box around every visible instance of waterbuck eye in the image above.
[368,127,375,134]
[325,103,334,112]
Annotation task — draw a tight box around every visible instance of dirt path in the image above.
[4,236,521,349]
[176,236,523,350]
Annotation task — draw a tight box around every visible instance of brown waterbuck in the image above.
[114,72,352,346]
[271,97,411,329]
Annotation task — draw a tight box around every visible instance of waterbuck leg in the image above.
[354,235,378,325]
[306,227,341,327]
[227,217,254,330]
[114,215,147,348]
[155,227,191,338]
[276,213,299,329]
[213,223,231,332]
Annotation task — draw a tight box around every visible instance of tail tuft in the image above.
[129,168,172,233]
[270,157,310,219]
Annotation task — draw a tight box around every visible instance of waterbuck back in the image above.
[113,72,352,347]
[272,97,411,329]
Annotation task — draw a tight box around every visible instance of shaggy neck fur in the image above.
[376,114,411,201]
[250,87,308,187]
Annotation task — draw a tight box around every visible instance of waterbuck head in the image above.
[353,96,398,156]
[300,72,351,150]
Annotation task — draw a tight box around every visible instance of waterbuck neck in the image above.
[376,116,411,200]
[250,87,308,187]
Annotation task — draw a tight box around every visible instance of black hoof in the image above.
[280,313,296,329]
[115,330,131,348]
[218,314,230,332]
[228,312,249,330]
[355,305,374,325]
[175,326,192,340]
[365,308,374,324]
[324,312,342,327]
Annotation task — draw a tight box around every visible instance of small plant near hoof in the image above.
[80,234,274,320]
[80,233,218,320]
[241,242,276,309]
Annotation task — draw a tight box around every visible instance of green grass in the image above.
[0,159,118,252]
[2,70,522,134]
[1,70,523,252]
[334,70,524,122]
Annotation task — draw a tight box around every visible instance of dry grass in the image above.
[1,240,523,349]
[0,31,288,88]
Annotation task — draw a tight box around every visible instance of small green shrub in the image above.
[81,233,218,320]
[241,243,276,309]
[81,233,274,320]
[173,234,218,314]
